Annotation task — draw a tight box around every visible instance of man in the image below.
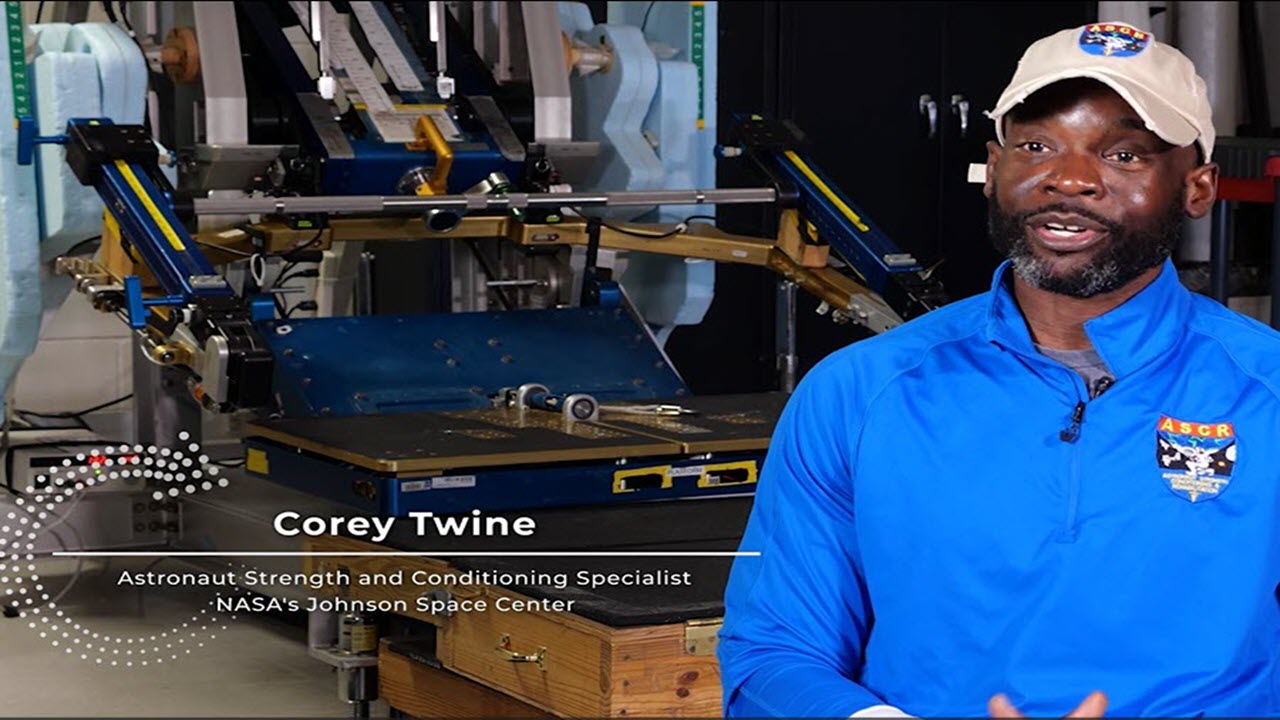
[719,22,1280,718]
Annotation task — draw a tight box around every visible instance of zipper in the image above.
[1056,376,1115,542]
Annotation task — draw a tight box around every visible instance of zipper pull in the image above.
[1091,376,1115,399]
[1059,401,1087,442]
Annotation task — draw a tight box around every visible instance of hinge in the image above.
[684,617,722,656]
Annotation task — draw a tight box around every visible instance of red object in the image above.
[1265,156,1280,179]
[1218,176,1275,204]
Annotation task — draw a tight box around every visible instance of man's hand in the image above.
[988,691,1108,718]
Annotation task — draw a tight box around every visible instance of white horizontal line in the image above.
[52,551,759,558]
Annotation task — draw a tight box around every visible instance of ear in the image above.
[984,141,1002,199]
[1183,161,1218,219]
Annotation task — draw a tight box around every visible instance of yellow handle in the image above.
[410,115,454,196]
[495,634,547,671]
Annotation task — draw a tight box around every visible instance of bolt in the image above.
[354,392,367,401]
[501,355,513,364]
[632,378,646,386]
[487,338,501,347]
[283,348,294,356]
[434,339,447,349]
[446,358,459,367]
[654,360,664,368]
[320,407,332,415]
[301,377,312,386]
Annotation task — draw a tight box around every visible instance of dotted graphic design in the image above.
[2,432,244,667]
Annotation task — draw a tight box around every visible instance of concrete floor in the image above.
[0,556,387,717]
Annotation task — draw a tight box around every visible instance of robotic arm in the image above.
[21,118,273,412]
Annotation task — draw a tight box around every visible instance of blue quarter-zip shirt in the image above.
[719,259,1280,717]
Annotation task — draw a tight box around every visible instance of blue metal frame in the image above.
[260,307,689,417]
[245,436,761,515]
[772,150,924,295]
[323,135,522,196]
[93,157,230,300]
[19,117,236,314]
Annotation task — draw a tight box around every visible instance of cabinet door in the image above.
[937,2,1097,299]
[778,2,947,373]
[779,1,946,262]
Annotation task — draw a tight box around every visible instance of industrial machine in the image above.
[0,1,946,715]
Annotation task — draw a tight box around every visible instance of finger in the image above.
[987,693,1025,718]
[1065,691,1108,718]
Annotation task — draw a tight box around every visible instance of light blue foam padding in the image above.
[570,24,662,207]
[63,23,146,124]
[643,60,700,220]
[609,0,720,177]
[30,22,147,260]
[31,23,72,53]
[610,2,721,338]
[618,252,715,329]
[33,51,101,254]
[558,2,595,35]
[0,31,47,414]
[617,59,714,332]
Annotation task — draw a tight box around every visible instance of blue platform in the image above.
[260,306,689,418]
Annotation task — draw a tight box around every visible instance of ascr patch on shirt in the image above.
[1079,23,1151,57]
[1156,415,1236,502]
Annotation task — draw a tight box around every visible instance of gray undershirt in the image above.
[1036,345,1115,397]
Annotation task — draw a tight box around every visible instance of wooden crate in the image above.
[305,536,724,717]
[379,640,553,718]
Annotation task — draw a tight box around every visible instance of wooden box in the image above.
[304,535,724,718]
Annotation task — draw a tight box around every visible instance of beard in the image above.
[987,188,1185,298]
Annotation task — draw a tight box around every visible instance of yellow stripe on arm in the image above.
[113,160,186,251]
[783,150,871,232]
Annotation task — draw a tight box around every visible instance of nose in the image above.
[1040,152,1103,198]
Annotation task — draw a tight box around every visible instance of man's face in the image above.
[984,79,1213,298]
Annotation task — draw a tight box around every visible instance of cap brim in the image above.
[991,68,1201,153]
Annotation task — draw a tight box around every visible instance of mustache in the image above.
[1013,203,1122,234]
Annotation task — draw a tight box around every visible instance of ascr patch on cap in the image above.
[1079,23,1151,58]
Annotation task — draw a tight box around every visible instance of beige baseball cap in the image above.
[987,22,1215,160]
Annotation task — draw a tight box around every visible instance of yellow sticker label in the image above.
[697,460,758,488]
[612,465,673,494]
[246,448,269,475]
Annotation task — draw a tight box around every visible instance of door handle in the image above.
[951,94,970,138]
[919,94,938,139]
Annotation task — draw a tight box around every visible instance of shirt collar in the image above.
[984,258,1191,378]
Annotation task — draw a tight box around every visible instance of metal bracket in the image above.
[496,634,547,671]
[684,618,722,656]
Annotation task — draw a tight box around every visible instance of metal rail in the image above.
[192,187,778,216]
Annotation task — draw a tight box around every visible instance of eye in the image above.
[1108,150,1140,164]
[1018,141,1049,153]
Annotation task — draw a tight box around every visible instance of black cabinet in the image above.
[779,1,1096,299]
[666,1,1096,392]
